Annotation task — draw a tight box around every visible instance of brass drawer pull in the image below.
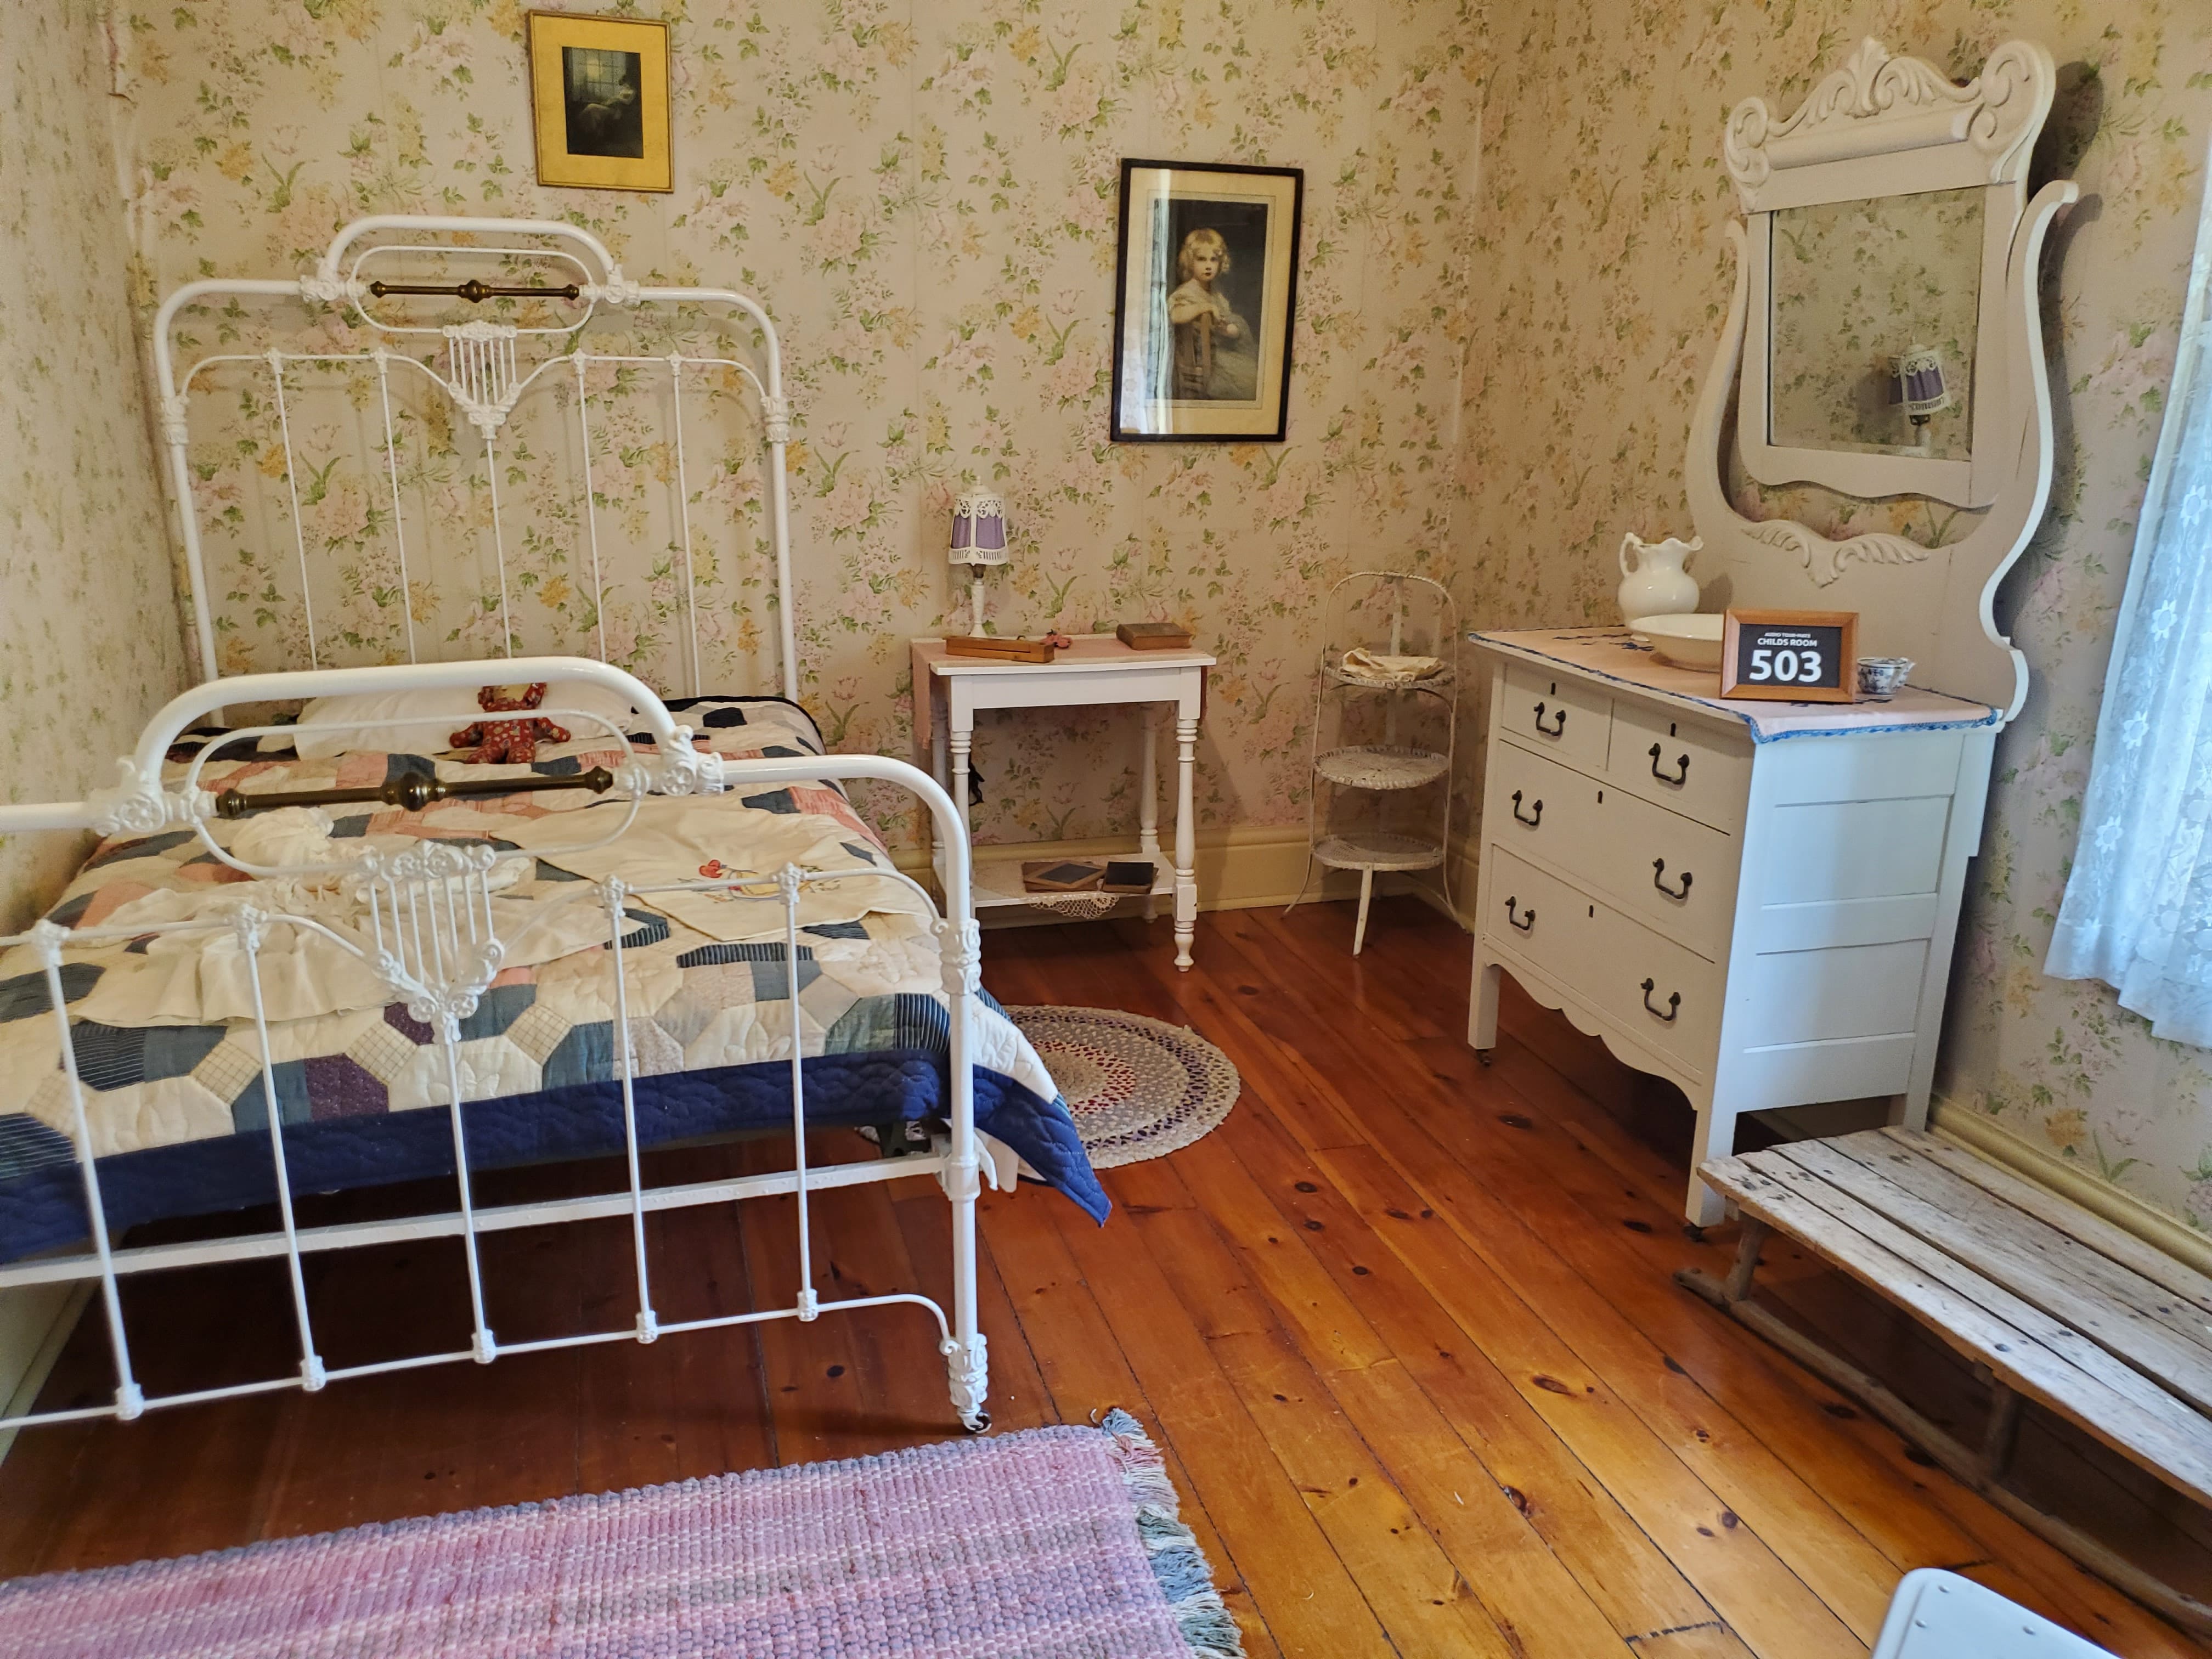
[1506,897,1535,932]
[1510,789,1543,827]
[1652,859,1692,900]
[1533,701,1567,737]
[1640,978,1681,1022]
[1648,742,1690,786]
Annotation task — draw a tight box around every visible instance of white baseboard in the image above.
[897,824,1469,923]
[1930,1098,2212,1278]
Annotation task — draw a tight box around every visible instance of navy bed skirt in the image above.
[0,1051,1108,1262]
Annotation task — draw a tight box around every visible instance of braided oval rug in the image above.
[0,1411,1242,1658]
[1003,1008,1240,1170]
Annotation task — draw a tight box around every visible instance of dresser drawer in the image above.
[1499,661,1611,774]
[1605,699,1752,829]
[1484,738,1602,878]
[1483,848,1603,995]
[1485,847,1723,1080]
[1486,742,1738,961]
[1587,903,1724,1079]
[1595,782,1741,961]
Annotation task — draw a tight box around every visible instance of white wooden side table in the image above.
[911,635,1214,969]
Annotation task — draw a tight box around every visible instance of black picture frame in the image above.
[1109,158,1303,444]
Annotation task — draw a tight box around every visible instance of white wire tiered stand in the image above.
[1288,572,1458,954]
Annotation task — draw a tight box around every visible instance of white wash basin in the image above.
[1632,613,1724,671]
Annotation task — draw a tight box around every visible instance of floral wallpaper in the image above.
[0,0,189,934]
[69,0,2212,1228]
[109,0,1485,851]
[1454,1,2212,1226]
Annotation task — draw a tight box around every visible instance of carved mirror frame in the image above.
[1686,38,2078,719]
[1733,39,2052,507]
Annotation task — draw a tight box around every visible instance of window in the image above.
[2046,171,2212,1041]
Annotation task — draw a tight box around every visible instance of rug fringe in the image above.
[1097,1408,1248,1658]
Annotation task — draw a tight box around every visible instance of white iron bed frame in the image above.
[0,217,1003,1436]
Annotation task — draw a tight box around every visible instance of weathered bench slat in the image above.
[1881,1127,2212,1319]
[1735,1149,2209,1451]
[1823,1132,2212,1375]
[1686,1129,2212,1635]
[1778,1137,2212,1417]
[1712,1151,2212,1503]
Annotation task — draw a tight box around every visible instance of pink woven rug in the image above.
[0,1410,1242,1658]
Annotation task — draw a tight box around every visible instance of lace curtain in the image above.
[2046,182,2212,1041]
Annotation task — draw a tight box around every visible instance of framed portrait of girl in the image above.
[1110,160,1302,443]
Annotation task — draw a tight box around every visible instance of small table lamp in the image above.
[949,490,1009,635]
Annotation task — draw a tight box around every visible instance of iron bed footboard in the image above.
[0,658,1000,1436]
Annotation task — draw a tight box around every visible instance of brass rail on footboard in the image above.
[216,766,616,819]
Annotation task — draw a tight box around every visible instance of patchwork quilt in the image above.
[0,696,1104,1261]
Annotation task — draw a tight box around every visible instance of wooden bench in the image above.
[1679,1126,2212,1634]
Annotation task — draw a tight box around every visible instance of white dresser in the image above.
[1467,629,1999,1224]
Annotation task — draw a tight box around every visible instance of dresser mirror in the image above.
[1767,187,1983,464]
[1686,37,2079,717]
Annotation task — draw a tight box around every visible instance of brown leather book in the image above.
[1022,859,1104,892]
[1116,622,1192,651]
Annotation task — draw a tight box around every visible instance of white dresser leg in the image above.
[1685,1082,1734,1228]
[1888,1084,1933,1133]
[1468,951,1500,1058]
[1173,716,1198,969]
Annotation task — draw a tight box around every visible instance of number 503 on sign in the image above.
[1719,609,1858,704]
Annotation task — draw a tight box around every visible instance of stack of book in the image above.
[1020,857,1156,894]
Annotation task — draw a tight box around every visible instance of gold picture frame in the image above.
[527,11,672,194]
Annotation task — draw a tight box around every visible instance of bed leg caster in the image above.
[961,1410,992,1434]
[1474,1048,1493,1068]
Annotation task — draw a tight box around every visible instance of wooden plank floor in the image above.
[1,896,2206,1655]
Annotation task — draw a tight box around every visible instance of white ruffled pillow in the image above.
[286,682,639,760]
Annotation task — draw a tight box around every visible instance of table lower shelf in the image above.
[931,843,1177,911]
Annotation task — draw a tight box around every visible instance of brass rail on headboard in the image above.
[366,279,582,303]
[215,766,617,820]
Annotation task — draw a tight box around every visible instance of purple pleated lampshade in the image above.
[1890,345,1954,421]
[950,491,1009,566]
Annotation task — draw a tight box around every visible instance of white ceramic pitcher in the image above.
[1617,533,1702,627]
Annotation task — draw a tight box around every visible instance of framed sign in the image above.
[527,12,673,194]
[1719,609,1858,703]
[1110,159,1302,443]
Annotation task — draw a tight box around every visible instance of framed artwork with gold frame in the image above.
[527,11,672,194]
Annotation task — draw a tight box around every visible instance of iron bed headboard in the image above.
[151,214,801,703]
